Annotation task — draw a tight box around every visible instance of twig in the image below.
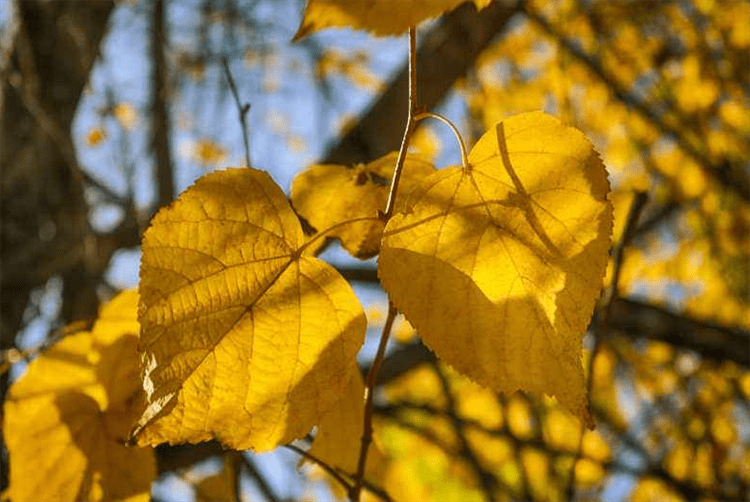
[238,453,280,502]
[0,319,95,376]
[382,28,419,220]
[350,303,397,501]
[221,57,252,169]
[283,444,351,493]
[599,191,647,330]
[5,78,124,205]
[433,363,497,501]
[227,452,241,502]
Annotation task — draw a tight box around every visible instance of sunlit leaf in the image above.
[131,168,366,451]
[291,152,435,258]
[294,0,493,40]
[2,291,155,502]
[379,111,612,427]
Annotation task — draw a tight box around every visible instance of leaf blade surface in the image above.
[2,291,155,502]
[294,0,493,39]
[379,112,612,426]
[133,168,366,450]
[291,152,435,258]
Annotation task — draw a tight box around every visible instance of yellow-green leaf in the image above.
[379,112,612,427]
[294,0,493,40]
[291,152,435,258]
[131,168,366,451]
[2,291,155,502]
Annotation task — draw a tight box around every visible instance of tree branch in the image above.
[152,0,175,208]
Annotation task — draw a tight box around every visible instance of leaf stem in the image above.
[350,302,398,502]
[414,111,469,169]
[297,216,382,255]
[382,28,418,220]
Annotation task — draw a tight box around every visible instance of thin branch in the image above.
[5,78,124,205]
[598,191,648,330]
[222,57,252,169]
[433,363,497,501]
[227,452,241,502]
[0,318,95,376]
[283,444,352,493]
[378,402,707,501]
[350,303,398,502]
[382,28,419,220]
[238,453,280,502]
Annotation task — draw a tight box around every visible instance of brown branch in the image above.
[152,0,175,208]
[602,297,749,366]
[237,453,279,502]
[433,363,498,501]
[338,261,750,368]
[284,444,352,494]
[350,303,397,501]
[598,191,648,330]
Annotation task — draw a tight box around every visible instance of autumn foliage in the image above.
[2,1,749,501]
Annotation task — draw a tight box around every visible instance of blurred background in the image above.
[1,0,748,500]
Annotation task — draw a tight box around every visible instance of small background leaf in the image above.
[291,152,435,258]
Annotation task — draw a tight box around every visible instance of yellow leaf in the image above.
[522,448,559,502]
[630,478,685,502]
[294,0,492,40]
[86,126,107,147]
[291,152,435,258]
[379,420,483,502]
[114,103,137,129]
[574,458,605,488]
[131,168,366,451]
[379,111,612,427]
[194,457,236,502]
[192,138,228,166]
[309,369,385,484]
[3,291,155,502]
[194,473,233,502]
[507,394,535,440]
